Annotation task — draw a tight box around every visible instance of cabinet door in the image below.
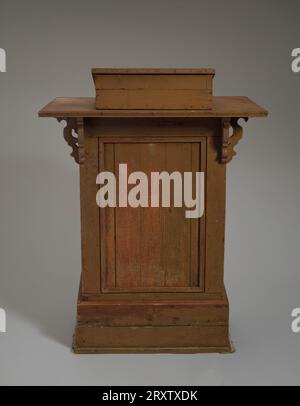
[100,141,206,293]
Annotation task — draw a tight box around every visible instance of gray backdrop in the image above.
[0,0,299,385]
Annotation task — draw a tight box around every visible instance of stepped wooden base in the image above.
[73,288,232,354]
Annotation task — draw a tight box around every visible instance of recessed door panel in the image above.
[100,141,206,292]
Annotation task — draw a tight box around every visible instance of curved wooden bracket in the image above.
[221,117,248,164]
[57,118,85,164]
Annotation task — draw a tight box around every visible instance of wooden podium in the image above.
[39,69,267,353]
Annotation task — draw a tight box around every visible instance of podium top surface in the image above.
[38,96,268,118]
[91,68,216,75]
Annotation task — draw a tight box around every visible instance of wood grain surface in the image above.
[39,96,268,118]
